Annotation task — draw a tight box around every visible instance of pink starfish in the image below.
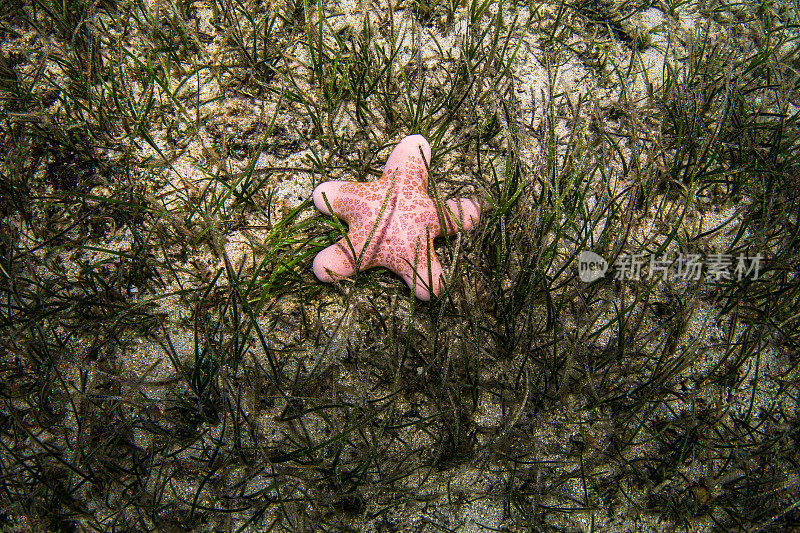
[312,135,481,300]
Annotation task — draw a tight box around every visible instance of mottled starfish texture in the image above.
[312,135,481,300]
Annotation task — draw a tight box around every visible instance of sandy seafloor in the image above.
[4,0,799,529]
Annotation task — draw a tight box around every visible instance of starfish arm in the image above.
[384,135,431,181]
[374,232,445,301]
[402,259,445,301]
[313,181,375,225]
[312,182,343,216]
[441,198,481,234]
[404,234,446,301]
[411,198,481,238]
[312,240,358,282]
